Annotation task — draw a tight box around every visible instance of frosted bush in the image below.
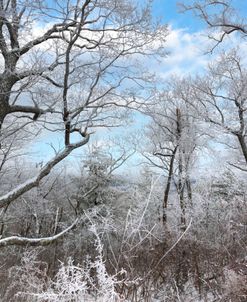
[8,224,124,302]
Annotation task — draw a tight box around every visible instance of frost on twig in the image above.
[7,219,125,302]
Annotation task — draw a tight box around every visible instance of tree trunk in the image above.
[237,134,247,165]
[0,76,16,129]
[0,97,10,145]
[176,108,186,231]
[163,146,177,224]
[186,177,192,206]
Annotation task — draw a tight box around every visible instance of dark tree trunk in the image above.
[237,134,247,165]
[186,178,192,206]
[163,146,177,224]
[0,97,10,141]
[0,74,18,129]
[176,108,186,231]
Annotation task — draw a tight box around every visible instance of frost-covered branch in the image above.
[180,0,247,52]
[0,217,78,247]
[0,135,89,209]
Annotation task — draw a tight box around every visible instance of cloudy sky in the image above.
[30,0,247,175]
[151,0,247,78]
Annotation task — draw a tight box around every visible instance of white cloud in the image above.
[158,26,211,79]
[157,26,247,80]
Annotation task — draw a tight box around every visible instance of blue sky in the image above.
[153,0,204,31]
[152,0,247,32]
[30,0,211,165]
[29,0,247,175]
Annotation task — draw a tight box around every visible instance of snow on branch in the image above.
[0,136,89,209]
[0,218,78,247]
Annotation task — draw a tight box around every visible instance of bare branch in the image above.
[0,217,79,247]
[0,135,90,208]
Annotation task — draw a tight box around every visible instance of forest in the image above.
[0,0,246,301]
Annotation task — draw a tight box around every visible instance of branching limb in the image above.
[9,104,53,120]
[0,134,90,209]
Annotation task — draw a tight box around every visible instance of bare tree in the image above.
[180,0,247,52]
[143,79,200,228]
[0,0,168,246]
[193,50,247,171]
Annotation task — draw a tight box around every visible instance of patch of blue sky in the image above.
[153,0,205,32]
[152,0,247,32]
[29,0,247,174]
[29,1,203,169]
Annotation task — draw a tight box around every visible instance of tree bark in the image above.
[176,108,186,231]
[237,134,247,165]
[163,146,177,224]
[186,178,192,206]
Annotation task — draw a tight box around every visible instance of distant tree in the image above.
[144,79,201,228]
[70,142,134,213]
